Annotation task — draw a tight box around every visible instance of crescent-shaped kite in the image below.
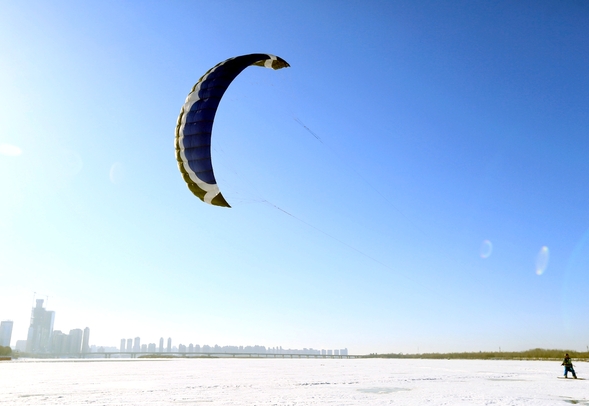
[175,54,290,207]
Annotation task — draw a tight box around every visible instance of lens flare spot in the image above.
[109,162,126,184]
[535,246,549,275]
[480,240,493,259]
[0,143,22,156]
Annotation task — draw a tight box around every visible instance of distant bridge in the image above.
[40,351,358,359]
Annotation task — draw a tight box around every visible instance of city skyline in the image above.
[5,296,349,356]
[116,337,348,356]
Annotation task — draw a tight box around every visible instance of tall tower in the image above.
[82,327,90,353]
[0,321,13,347]
[167,337,172,352]
[133,337,140,352]
[50,330,66,354]
[26,299,55,353]
[159,337,164,352]
[120,338,126,352]
[126,338,132,352]
[68,329,83,354]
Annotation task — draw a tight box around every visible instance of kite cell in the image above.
[175,53,290,207]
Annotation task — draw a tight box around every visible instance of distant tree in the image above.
[0,346,12,356]
[363,348,589,360]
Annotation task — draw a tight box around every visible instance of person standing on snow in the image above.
[562,353,577,379]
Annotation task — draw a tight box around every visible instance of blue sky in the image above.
[1,0,588,354]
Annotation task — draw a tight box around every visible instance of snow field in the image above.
[0,358,587,405]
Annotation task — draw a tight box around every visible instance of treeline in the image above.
[0,346,11,356]
[365,348,589,360]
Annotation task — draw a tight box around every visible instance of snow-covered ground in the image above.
[0,358,586,405]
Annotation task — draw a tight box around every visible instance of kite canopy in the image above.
[175,54,290,207]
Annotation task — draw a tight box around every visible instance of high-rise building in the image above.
[167,337,172,352]
[51,330,67,353]
[82,327,90,353]
[15,340,27,352]
[126,338,132,352]
[26,299,55,354]
[133,337,140,352]
[159,337,164,352]
[120,338,126,352]
[69,329,83,354]
[0,321,13,347]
